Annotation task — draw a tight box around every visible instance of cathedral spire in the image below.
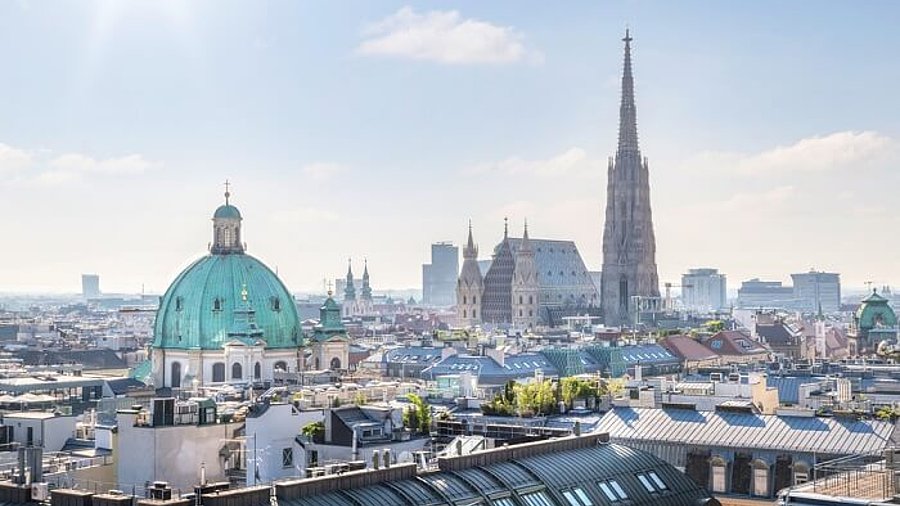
[617,28,639,155]
[504,217,509,239]
[344,258,356,301]
[464,220,478,259]
[361,259,372,301]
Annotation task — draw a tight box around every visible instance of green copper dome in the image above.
[153,253,300,350]
[856,290,897,331]
[214,204,242,220]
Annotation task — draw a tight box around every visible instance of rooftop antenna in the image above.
[224,179,231,205]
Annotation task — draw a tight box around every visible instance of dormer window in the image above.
[213,298,222,312]
[175,296,184,312]
[271,297,281,312]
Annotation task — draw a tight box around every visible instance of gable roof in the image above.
[703,331,770,356]
[661,335,720,362]
[597,407,895,456]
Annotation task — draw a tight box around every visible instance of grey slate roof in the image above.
[596,407,895,455]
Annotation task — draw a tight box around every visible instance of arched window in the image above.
[314,358,320,370]
[463,295,467,304]
[752,459,769,497]
[254,362,261,380]
[528,295,532,304]
[519,296,523,304]
[232,363,243,380]
[519,309,523,317]
[212,363,225,383]
[213,298,222,312]
[271,297,281,312]
[274,361,287,372]
[171,362,181,388]
[330,357,342,370]
[710,456,727,494]
[473,296,476,304]
[473,309,477,318]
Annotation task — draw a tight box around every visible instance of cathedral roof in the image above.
[505,238,597,291]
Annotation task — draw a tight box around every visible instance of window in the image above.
[473,296,477,304]
[213,298,222,311]
[271,297,281,312]
[254,362,261,380]
[599,482,617,501]
[212,363,225,382]
[608,480,627,500]
[463,295,467,304]
[175,296,184,312]
[711,459,727,493]
[492,498,515,506]
[752,461,769,496]
[520,491,554,506]
[648,471,667,490]
[274,361,287,372]
[171,362,181,388]
[463,309,467,318]
[232,362,243,380]
[562,487,592,506]
[519,296,523,304]
[528,295,533,304]
[473,309,477,318]
[637,474,655,493]
[282,448,293,468]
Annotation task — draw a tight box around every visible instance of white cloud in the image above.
[466,147,603,177]
[49,153,154,175]
[686,131,896,175]
[357,7,541,65]
[0,143,33,173]
[300,162,344,180]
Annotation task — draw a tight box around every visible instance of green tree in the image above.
[301,421,324,439]
[405,394,432,434]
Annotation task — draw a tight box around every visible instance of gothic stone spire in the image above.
[601,29,660,327]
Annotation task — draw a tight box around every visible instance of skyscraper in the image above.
[82,274,100,299]
[601,30,660,326]
[422,242,459,306]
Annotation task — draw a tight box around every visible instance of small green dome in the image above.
[214,204,242,220]
[153,253,300,350]
[856,290,897,331]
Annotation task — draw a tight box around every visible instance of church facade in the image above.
[601,30,660,327]
[342,259,375,318]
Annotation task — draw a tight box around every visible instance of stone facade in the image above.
[601,30,660,326]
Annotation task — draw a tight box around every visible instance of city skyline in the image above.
[3,1,900,293]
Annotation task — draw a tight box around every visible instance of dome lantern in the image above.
[211,180,244,254]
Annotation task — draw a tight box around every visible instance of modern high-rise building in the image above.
[681,268,727,313]
[737,279,794,309]
[422,242,459,306]
[601,30,660,326]
[82,274,100,299]
[791,270,841,313]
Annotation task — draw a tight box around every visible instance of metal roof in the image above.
[277,442,714,506]
[596,407,895,455]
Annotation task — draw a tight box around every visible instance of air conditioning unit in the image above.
[31,483,49,501]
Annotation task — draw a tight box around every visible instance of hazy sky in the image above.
[2,1,900,295]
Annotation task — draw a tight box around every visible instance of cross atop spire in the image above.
[224,179,231,205]
[617,28,639,155]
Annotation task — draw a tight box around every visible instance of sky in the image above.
[2,1,900,295]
